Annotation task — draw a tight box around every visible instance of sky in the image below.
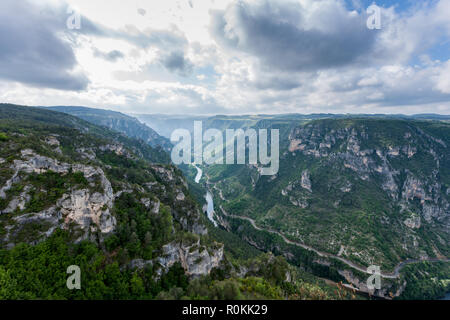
[0,0,449,115]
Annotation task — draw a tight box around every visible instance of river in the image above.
[193,165,218,226]
[205,191,218,227]
[194,165,202,183]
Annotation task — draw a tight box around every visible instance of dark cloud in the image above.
[137,8,146,16]
[0,0,89,91]
[253,75,302,91]
[80,20,194,77]
[159,51,194,76]
[81,22,189,52]
[210,0,377,72]
[93,49,124,62]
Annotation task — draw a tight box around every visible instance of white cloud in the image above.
[0,0,449,115]
[436,61,450,94]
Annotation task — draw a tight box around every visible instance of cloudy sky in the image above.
[0,0,449,115]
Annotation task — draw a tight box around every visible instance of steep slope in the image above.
[199,118,449,298]
[209,119,449,266]
[47,106,172,151]
[0,104,222,288]
[0,104,344,300]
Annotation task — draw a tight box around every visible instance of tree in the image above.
[144,232,152,247]
[0,267,19,299]
[130,272,145,298]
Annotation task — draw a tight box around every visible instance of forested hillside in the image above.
[0,104,342,300]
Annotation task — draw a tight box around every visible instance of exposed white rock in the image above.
[76,147,96,160]
[403,145,417,158]
[157,240,224,278]
[144,181,158,190]
[45,136,60,146]
[387,147,400,156]
[288,139,303,152]
[0,170,20,199]
[422,204,445,223]
[404,215,421,229]
[152,165,175,181]
[59,188,115,235]
[340,182,352,193]
[402,175,426,202]
[289,197,308,208]
[1,150,116,243]
[176,192,185,201]
[114,189,133,199]
[99,144,127,156]
[140,198,151,208]
[1,186,31,214]
[140,197,160,214]
[152,200,160,214]
[301,170,312,192]
[128,259,153,270]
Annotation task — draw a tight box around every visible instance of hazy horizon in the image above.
[36,104,450,117]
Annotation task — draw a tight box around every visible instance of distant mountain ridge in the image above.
[46,106,172,151]
[135,113,450,139]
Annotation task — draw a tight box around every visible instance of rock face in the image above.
[0,104,223,285]
[157,240,224,278]
[301,170,312,192]
[48,106,172,151]
[281,182,309,208]
[1,143,214,279]
[243,119,450,268]
[59,188,115,235]
[287,121,450,232]
[337,269,403,299]
[0,149,116,245]
[281,170,312,208]
[150,165,207,236]
[404,215,421,229]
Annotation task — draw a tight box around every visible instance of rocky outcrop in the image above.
[1,186,31,214]
[404,215,421,229]
[128,259,153,270]
[281,182,309,208]
[0,149,116,245]
[279,120,450,268]
[400,172,449,228]
[59,187,115,235]
[281,170,312,207]
[288,122,450,232]
[301,170,312,192]
[175,210,208,236]
[99,143,129,157]
[140,198,160,214]
[337,269,404,299]
[156,239,224,278]
[150,165,207,235]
